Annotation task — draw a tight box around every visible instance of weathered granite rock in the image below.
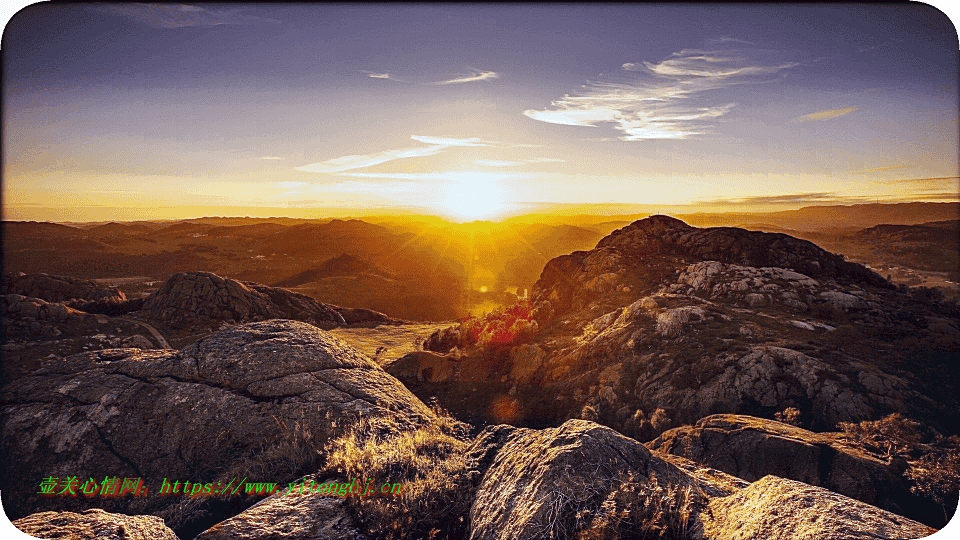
[1,320,433,529]
[700,476,936,540]
[138,272,346,329]
[647,414,943,527]
[12,508,178,540]
[2,273,126,303]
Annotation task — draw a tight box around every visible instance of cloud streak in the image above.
[297,136,491,174]
[525,46,797,140]
[100,4,279,28]
[791,107,858,122]
[435,70,499,84]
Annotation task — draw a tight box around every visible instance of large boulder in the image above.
[468,419,742,540]
[138,271,346,329]
[1,320,433,532]
[12,508,178,540]
[647,414,943,527]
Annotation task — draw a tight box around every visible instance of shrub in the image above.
[454,300,539,352]
[775,407,802,427]
[839,414,960,523]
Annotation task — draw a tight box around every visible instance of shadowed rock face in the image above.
[2,273,127,303]
[647,414,944,527]
[138,271,346,329]
[0,320,433,527]
[12,508,178,540]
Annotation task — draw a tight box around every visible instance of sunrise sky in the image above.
[3,3,958,222]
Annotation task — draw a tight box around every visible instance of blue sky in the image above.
[3,3,958,221]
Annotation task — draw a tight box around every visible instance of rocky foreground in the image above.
[2,216,957,538]
[0,321,947,539]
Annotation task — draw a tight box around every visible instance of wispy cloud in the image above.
[525,46,797,140]
[851,165,908,173]
[260,156,283,160]
[435,70,499,85]
[791,107,858,122]
[342,171,529,182]
[99,4,279,28]
[297,136,491,174]
[526,157,565,163]
[410,135,490,147]
[363,71,405,82]
[475,160,522,167]
[876,176,959,185]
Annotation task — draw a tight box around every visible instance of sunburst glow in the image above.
[439,172,510,221]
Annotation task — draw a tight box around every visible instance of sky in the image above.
[3,3,959,222]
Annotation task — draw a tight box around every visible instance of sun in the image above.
[437,172,511,221]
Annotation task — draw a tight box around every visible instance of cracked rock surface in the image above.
[1,319,433,526]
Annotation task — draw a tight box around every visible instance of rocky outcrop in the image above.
[647,414,943,527]
[2,273,127,303]
[12,508,179,540]
[464,216,960,439]
[0,320,433,530]
[595,215,888,287]
[138,271,346,329]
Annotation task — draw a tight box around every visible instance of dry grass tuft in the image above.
[323,405,476,539]
[575,473,705,540]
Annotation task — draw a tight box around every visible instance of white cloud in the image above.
[369,73,392,79]
[526,157,565,163]
[526,46,797,140]
[259,156,283,160]
[435,70,499,85]
[790,107,859,122]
